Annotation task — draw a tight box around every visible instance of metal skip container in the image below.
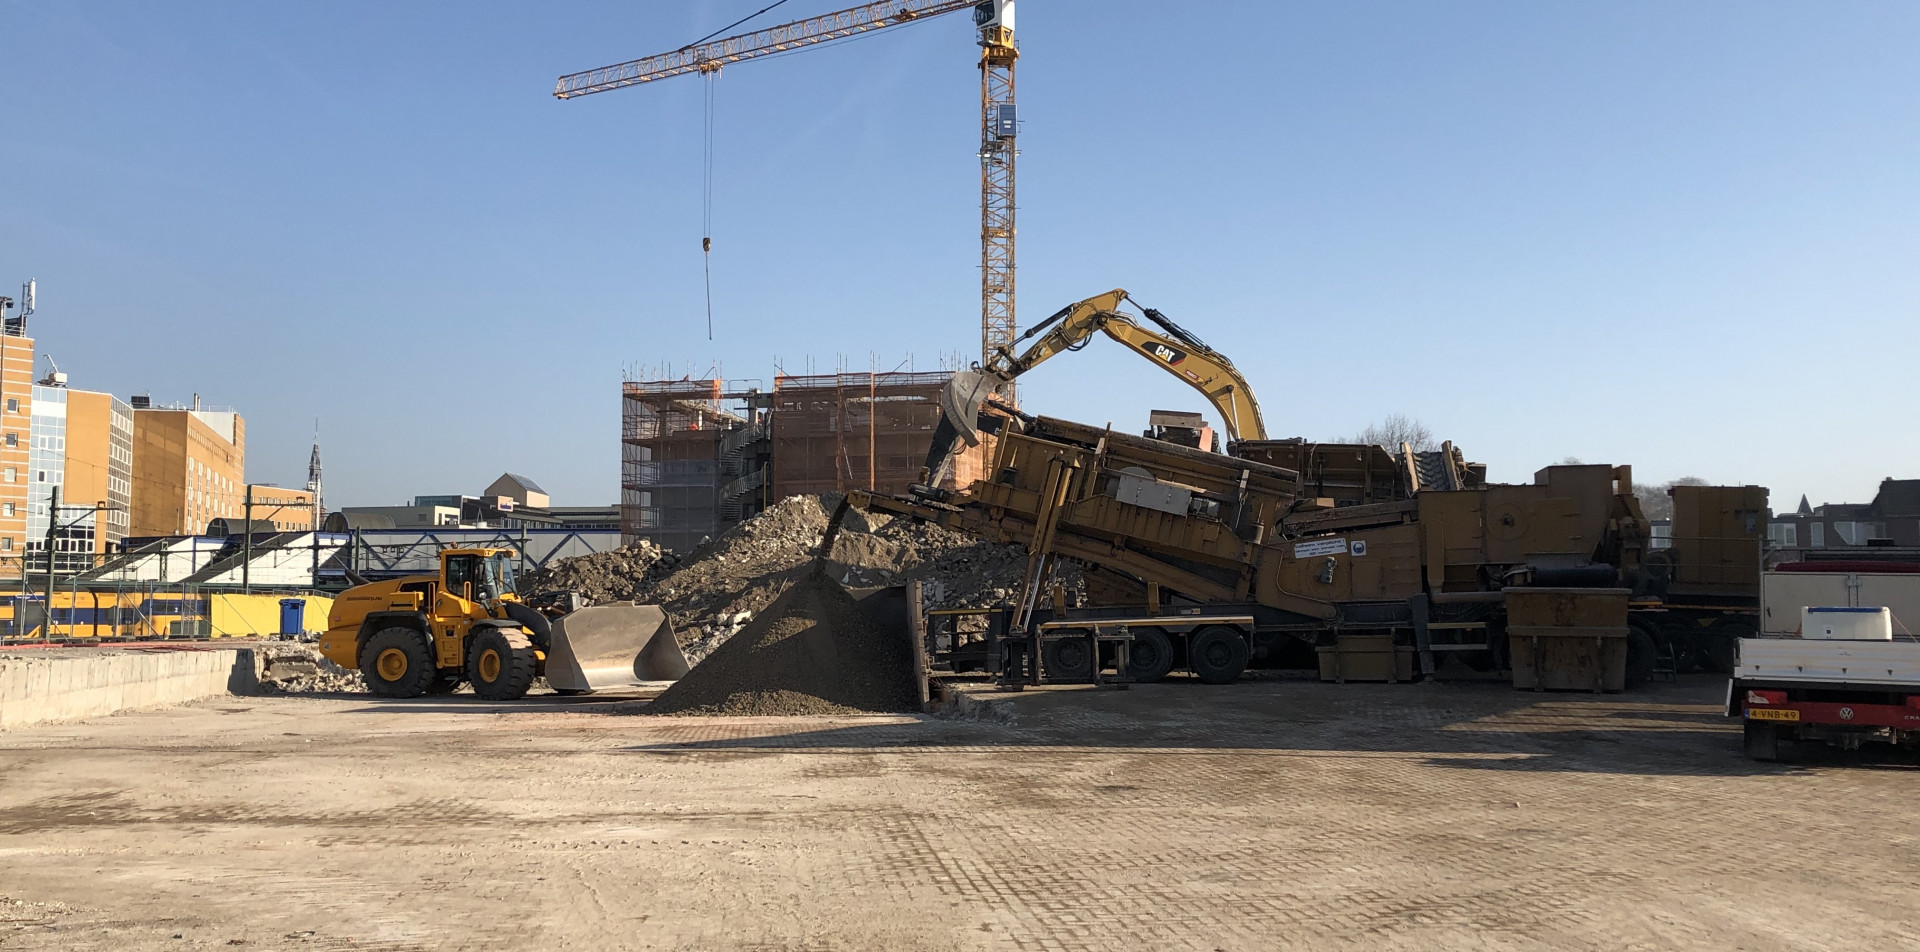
[1505,587,1631,692]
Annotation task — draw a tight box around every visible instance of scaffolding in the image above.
[769,371,991,500]
[621,380,748,553]
[621,371,992,552]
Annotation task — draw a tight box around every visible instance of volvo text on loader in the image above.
[320,547,690,700]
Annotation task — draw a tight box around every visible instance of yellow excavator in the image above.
[320,547,689,700]
[925,288,1266,485]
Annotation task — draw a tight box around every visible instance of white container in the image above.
[1802,606,1893,641]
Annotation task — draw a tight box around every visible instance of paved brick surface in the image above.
[0,675,1913,951]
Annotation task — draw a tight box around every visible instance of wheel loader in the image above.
[318,547,690,700]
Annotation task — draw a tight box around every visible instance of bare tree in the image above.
[1638,476,1710,522]
[1345,414,1436,452]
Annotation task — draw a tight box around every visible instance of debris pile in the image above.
[647,571,918,716]
[258,644,365,693]
[617,494,1049,662]
[520,539,679,605]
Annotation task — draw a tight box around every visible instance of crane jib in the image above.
[553,0,979,98]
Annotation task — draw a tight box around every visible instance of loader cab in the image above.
[440,548,519,606]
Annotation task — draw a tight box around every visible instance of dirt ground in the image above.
[0,675,1914,952]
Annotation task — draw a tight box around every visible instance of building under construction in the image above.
[621,371,991,552]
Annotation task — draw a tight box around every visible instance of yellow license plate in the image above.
[1747,707,1800,722]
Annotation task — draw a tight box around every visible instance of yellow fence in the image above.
[0,591,334,640]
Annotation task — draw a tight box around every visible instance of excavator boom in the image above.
[920,289,1266,490]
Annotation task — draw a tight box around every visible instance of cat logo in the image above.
[1150,343,1186,365]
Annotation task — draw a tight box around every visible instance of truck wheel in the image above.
[1625,626,1658,689]
[468,628,537,701]
[1743,720,1780,762]
[1043,635,1094,682]
[1188,626,1250,685]
[1701,633,1738,674]
[361,627,436,698]
[1124,627,1176,683]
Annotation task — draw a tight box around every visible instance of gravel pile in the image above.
[647,571,918,716]
[258,644,365,693]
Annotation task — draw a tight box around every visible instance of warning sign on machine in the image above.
[1292,537,1349,559]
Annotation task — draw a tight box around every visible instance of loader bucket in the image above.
[545,604,691,693]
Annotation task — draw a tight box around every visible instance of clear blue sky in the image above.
[2,1,1915,511]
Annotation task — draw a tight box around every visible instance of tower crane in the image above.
[555,0,1021,376]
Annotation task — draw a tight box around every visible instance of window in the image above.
[4,468,14,483]
[1833,521,1887,545]
[1,538,12,552]
[3,433,13,447]
[4,399,14,412]
[1810,523,1825,548]
[1768,523,1797,547]
[2,503,13,517]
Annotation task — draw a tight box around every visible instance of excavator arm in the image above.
[992,289,1267,442]
[919,289,1266,492]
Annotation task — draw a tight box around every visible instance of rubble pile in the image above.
[520,540,679,605]
[578,493,1050,662]
[258,644,365,693]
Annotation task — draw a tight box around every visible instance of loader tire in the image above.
[1188,626,1250,685]
[1124,627,1176,683]
[362,627,436,699]
[468,628,537,701]
[1043,635,1095,682]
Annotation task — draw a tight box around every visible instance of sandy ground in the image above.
[0,675,1914,951]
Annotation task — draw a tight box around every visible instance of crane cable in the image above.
[703,70,717,340]
[687,1,795,341]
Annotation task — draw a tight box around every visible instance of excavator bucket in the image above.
[938,370,1002,448]
[545,604,691,692]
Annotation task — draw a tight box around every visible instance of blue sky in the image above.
[1,1,1915,511]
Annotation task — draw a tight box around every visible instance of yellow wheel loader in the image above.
[319,547,690,700]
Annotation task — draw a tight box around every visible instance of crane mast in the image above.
[977,6,1018,389]
[556,0,1020,378]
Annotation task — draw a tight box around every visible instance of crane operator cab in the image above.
[974,1,1014,40]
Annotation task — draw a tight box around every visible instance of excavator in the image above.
[923,288,1267,488]
[320,547,690,700]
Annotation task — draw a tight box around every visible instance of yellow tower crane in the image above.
[555,0,1021,374]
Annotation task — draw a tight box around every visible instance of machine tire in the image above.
[1124,627,1176,683]
[361,627,436,698]
[1743,720,1780,762]
[1187,626,1250,685]
[468,628,537,701]
[1043,635,1095,682]
[1625,625,1658,689]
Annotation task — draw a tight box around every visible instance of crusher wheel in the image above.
[1187,626,1251,685]
[1042,634,1095,682]
[1123,627,1176,683]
